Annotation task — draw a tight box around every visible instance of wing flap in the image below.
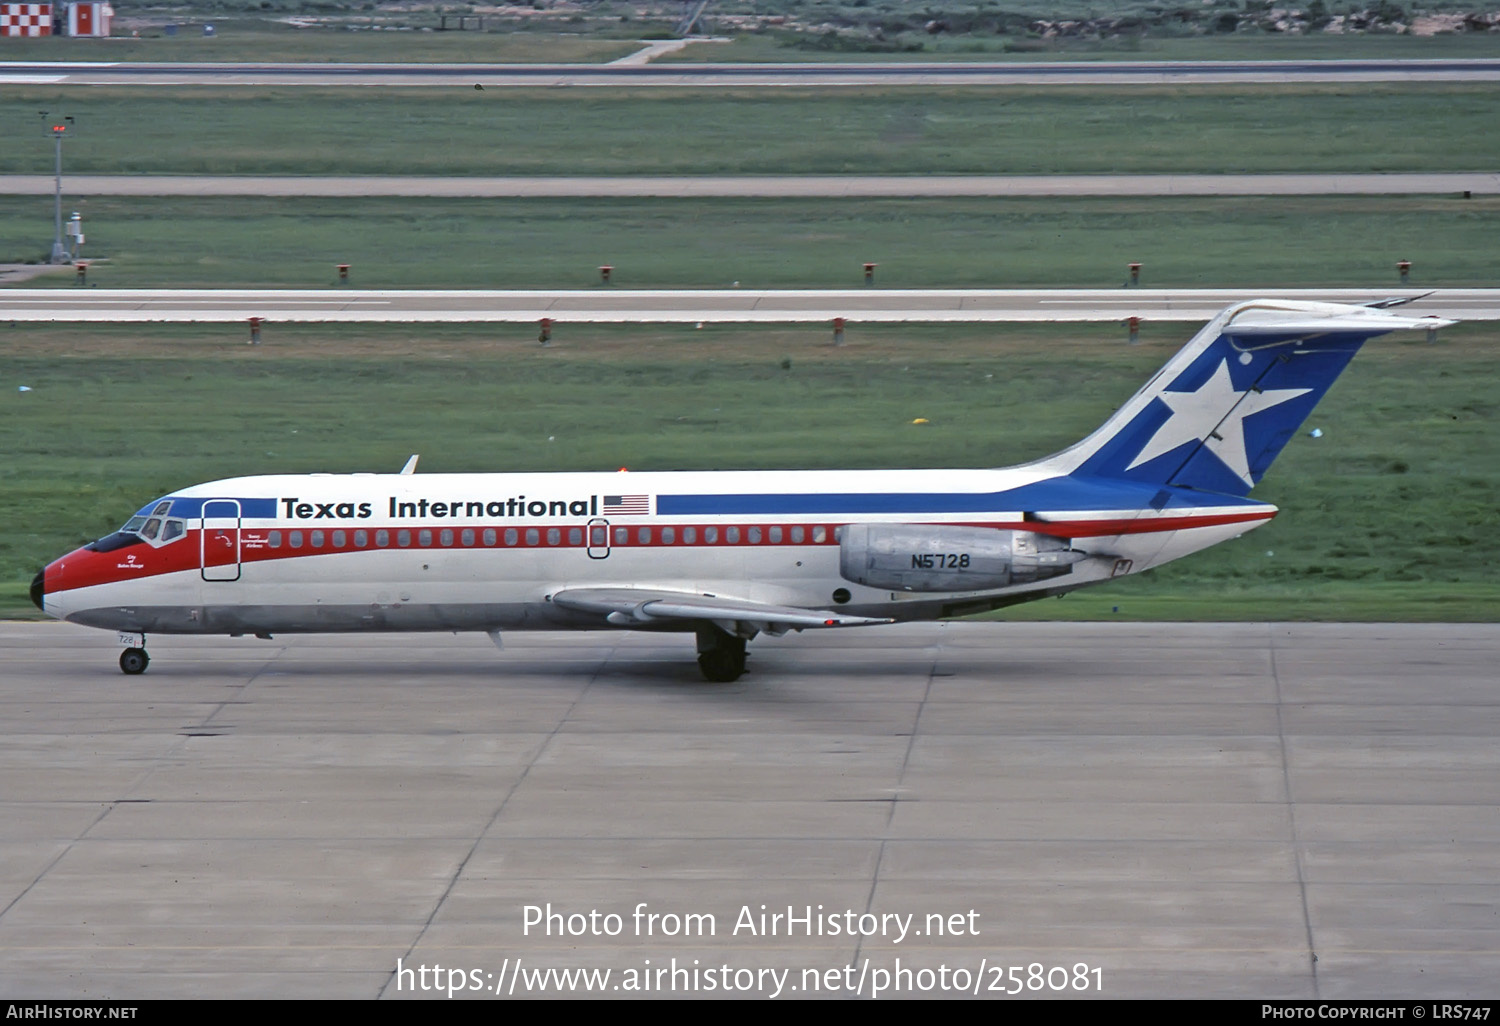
[552,587,890,631]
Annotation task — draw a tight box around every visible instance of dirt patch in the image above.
[0,264,71,284]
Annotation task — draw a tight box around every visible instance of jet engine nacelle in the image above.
[839,523,1085,592]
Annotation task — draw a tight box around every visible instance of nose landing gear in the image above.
[118,633,149,675]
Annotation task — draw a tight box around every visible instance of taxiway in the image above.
[2,173,1495,198]
[0,620,1495,999]
[2,287,1492,324]
[5,58,1500,87]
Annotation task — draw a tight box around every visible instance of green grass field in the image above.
[4,19,1499,65]
[683,28,1500,63]
[3,48,1497,624]
[3,321,1495,621]
[3,195,1495,289]
[5,84,1500,176]
[0,23,646,64]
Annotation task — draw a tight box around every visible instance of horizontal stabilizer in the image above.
[1217,302,1454,335]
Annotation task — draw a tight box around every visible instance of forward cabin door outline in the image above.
[200,499,242,581]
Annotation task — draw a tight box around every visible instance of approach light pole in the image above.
[43,114,74,264]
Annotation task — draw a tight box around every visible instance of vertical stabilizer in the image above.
[1034,300,1452,496]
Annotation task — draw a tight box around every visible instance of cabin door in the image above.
[200,499,242,582]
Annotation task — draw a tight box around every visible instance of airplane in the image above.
[31,298,1450,683]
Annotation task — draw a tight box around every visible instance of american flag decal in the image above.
[602,494,651,515]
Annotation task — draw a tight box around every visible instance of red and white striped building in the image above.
[0,3,53,36]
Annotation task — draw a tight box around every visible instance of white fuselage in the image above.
[41,466,1275,636]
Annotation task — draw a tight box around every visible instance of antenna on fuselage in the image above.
[399,454,420,475]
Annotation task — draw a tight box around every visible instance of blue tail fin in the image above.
[1041,300,1451,497]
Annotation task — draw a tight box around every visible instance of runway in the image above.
[0,620,1495,999]
[5,58,1500,87]
[3,173,1497,198]
[3,287,1493,324]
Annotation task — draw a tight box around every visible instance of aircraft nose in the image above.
[30,569,45,611]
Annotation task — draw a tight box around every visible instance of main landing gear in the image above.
[118,633,149,675]
[696,627,748,683]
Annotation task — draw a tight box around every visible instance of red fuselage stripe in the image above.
[47,510,1274,595]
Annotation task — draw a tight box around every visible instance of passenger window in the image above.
[769,526,783,543]
[460,529,473,546]
[704,526,718,544]
[268,531,282,549]
[441,529,454,546]
[418,529,432,547]
[482,528,496,546]
[397,530,411,547]
[289,530,303,549]
[525,528,539,546]
[375,529,389,547]
[726,527,740,544]
[791,526,805,544]
[661,527,675,544]
[547,528,561,546]
[311,530,324,548]
[332,530,346,547]
[813,526,827,543]
[354,529,368,547]
[616,527,629,545]
[568,527,583,546]
[636,527,650,544]
[503,528,516,546]
[682,526,696,544]
[748,527,762,544]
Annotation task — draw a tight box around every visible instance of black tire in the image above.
[119,648,149,675]
[698,649,746,683]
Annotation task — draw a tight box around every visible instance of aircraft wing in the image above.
[551,587,892,637]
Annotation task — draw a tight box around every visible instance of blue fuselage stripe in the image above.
[655,477,1263,516]
[140,497,280,519]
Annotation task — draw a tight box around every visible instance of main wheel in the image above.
[698,649,746,683]
[119,648,149,675]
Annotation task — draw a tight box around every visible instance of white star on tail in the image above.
[1126,359,1311,486]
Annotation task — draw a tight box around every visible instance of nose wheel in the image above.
[119,647,150,675]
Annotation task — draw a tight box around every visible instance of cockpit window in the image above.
[86,531,146,553]
[88,506,181,552]
[88,497,201,551]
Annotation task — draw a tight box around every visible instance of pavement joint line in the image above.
[381,632,620,999]
[1269,625,1322,998]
